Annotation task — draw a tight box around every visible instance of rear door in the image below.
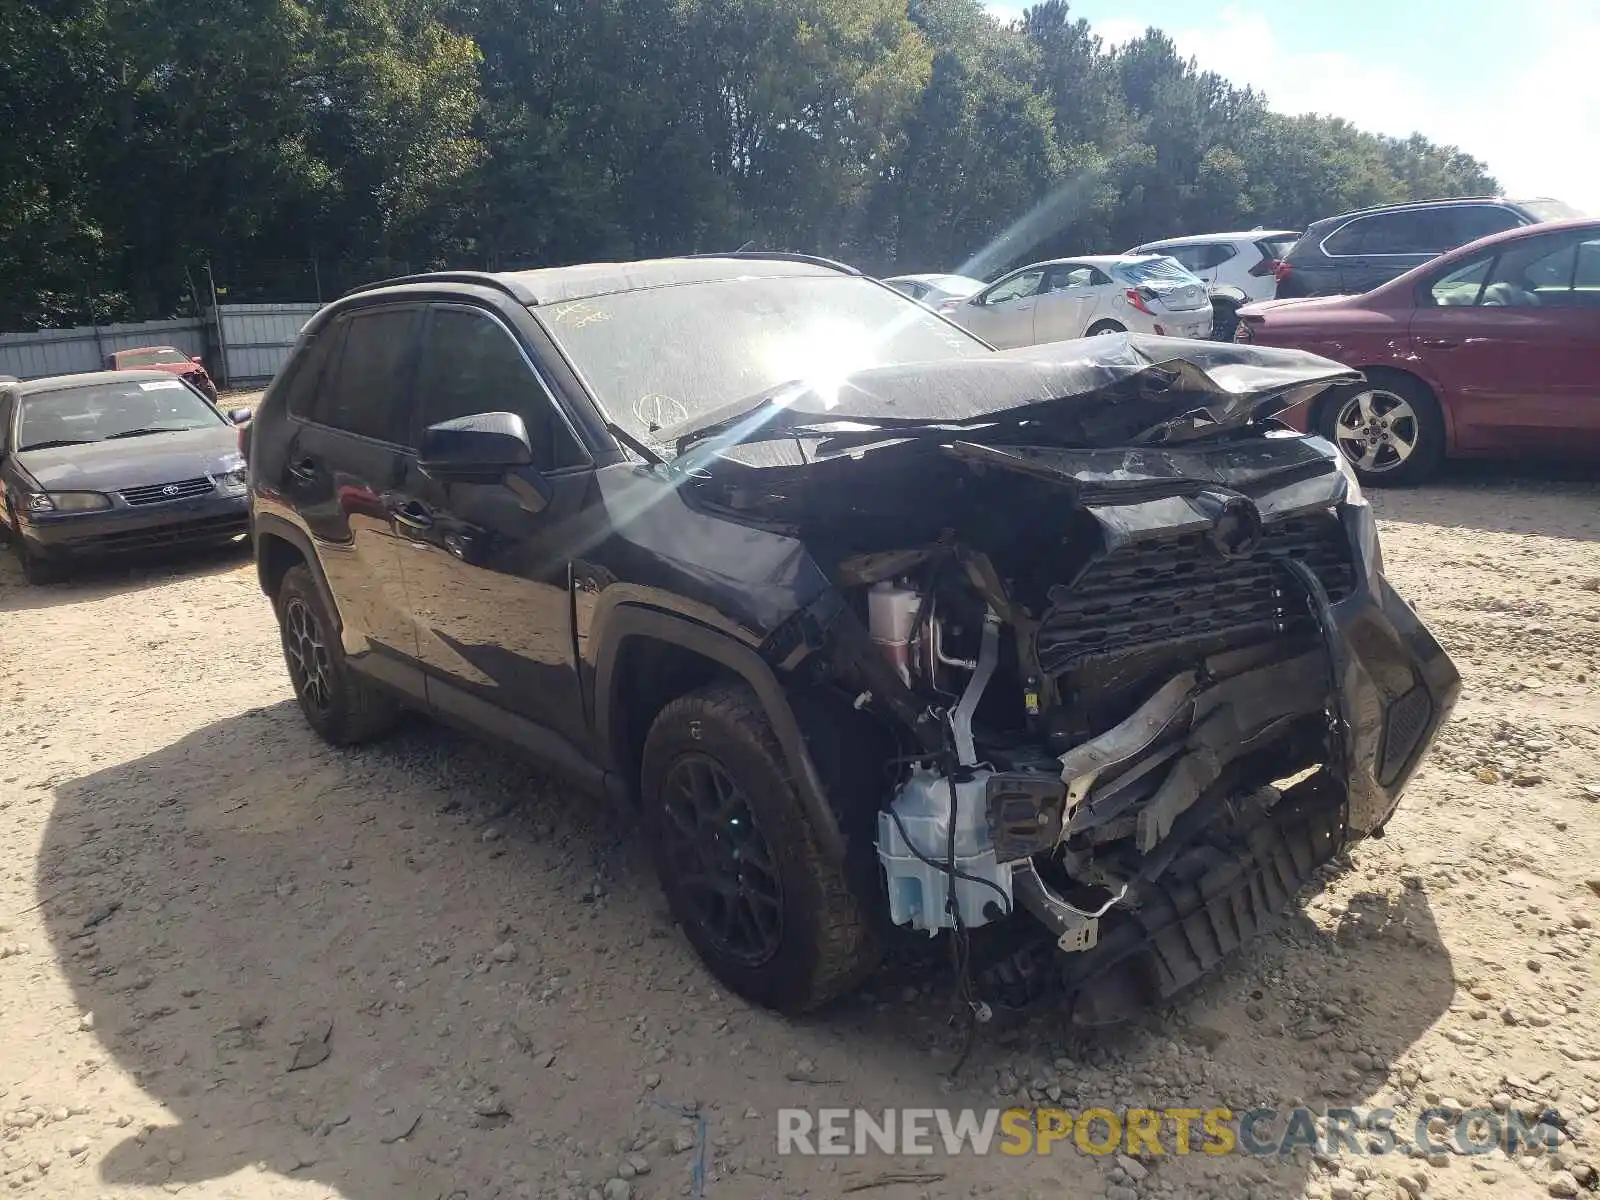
[393,303,596,750]
[1409,227,1600,455]
[1331,211,1441,293]
[1034,264,1104,341]
[957,267,1047,348]
[285,305,423,692]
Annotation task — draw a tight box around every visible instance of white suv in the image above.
[1125,230,1300,339]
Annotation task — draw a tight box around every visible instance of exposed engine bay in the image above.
[666,334,1461,1023]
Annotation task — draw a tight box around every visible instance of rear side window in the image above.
[1325,212,1437,255]
[315,308,419,443]
[415,307,587,471]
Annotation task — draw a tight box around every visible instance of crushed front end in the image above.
[676,334,1461,1022]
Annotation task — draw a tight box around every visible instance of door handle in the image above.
[287,456,319,483]
[392,500,435,530]
[1417,337,1460,349]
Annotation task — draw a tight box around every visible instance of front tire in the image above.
[6,509,62,584]
[274,564,399,744]
[1317,375,1445,486]
[641,681,877,1013]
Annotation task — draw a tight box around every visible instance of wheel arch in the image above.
[593,605,846,862]
[252,513,344,630]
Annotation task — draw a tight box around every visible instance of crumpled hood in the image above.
[15,426,241,492]
[670,332,1361,455]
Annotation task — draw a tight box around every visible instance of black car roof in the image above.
[1309,196,1542,230]
[343,252,861,308]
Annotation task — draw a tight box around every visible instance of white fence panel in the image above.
[0,320,204,380]
[214,303,321,386]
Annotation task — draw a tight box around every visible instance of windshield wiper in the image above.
[103,426,193,440]
[17,439,92,451]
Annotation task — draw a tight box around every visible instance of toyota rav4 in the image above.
[245,253,1459,1024]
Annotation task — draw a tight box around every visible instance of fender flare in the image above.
[592,604,846,862]
[251,512,343,630]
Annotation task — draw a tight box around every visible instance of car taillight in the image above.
[1273,261,1293,282]
[1250,258,1284,278]
[1233,319,1255,343]
[1125,287,1156,315]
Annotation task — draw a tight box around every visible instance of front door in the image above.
[393,303,595,750]
[960,267,1046,348]
[286,306,423,690]
[1411,228,1600,456]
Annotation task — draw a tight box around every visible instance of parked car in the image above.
[1236,218,1600,485]
[1126,230,1301,340]
[881,273,986,307]
[106,345,219,401]
[246,253,1457,1022]
[1274,197,1585,300]
[0,371,253,582]
[945,254,1213,347]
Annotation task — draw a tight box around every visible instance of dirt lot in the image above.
[2,467,1598,1200]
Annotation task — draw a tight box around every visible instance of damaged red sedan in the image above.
[1236,218,1600,484]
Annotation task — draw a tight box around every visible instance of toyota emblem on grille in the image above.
[161,484,181,496]
[1196,490,1263,560]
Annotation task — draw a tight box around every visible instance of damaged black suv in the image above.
[246,253,1459,1023]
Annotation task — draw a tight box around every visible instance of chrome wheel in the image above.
[283,597,333,714]
[1332,388,1419,475]
[660,753,784,967]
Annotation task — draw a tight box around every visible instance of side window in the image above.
[279,324,343,420]
[1362,211,1433,255]
[316,308,419,443]
[1048,266,1098,290]
[416,307,586,471]
[0,393,13,454]
[1323,217,1370,256]
[982,269,1045,305]
[1443,205,1521,248]
[1481,231,1600,308]
[1427,256,1494,306]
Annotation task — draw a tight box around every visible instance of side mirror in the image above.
[227,407,253,425]
[418,411,534,481]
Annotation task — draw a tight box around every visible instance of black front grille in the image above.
[79,513,247,553]
[1035,513,1356,676]
[120,477,215,506]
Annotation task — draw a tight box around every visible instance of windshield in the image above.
[1520,199,1587,222]
[1112,257,1203,286]
[16,379,222,450]
[534,275,989,444]
[117,348,192,367]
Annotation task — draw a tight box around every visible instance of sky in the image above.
[983,0,1600,214]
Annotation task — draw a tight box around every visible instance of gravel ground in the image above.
[1,466,1597,1200]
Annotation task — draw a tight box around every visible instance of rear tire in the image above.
[1086,320,1125,337]
[1210,301,1240,342]
[640,681,878,1013]
[1316,374,1445,487]
[274,564,399,744]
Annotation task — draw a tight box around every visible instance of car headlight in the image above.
[213,467,249,495]
[36,491,113,513]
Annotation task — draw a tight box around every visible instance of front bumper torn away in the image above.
[986,533,1460,1021]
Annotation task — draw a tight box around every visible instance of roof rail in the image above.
[682,250,862,276]
[339,271,523,300]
